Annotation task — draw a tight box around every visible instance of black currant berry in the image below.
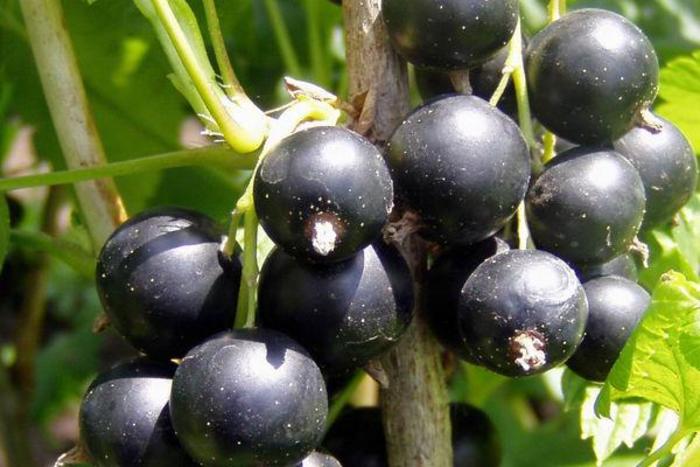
[526,9,659,144]
[526,147,646,265]
[415,40,525,116]
[254,126,393,263]
[386,95,530,246]
[613,115,698,229]
[575,253,638,283]
[459,250,588,377]
[323,408,386,467]
[79,358,196,467]
[258,241,413,374]
[96,207,241,359]
[297,451,342,467]
[451,403,502,467]
[567,276,649,382]
[323,404,501,467]
[425,237,509,361]
[170,329,328,466]
[382,0,518,70]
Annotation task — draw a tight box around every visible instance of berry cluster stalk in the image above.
[18,0,126,251]
[343,1,453,466]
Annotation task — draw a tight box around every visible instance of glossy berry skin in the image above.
[526,9,659,144]
[450,403,502,467]
[170,329,328,467]
[323,408,386,467]
[425,237,509,361]
[96,207,241,359]
[382,0,518,70]
[613,116,698,229]
[459,250,588,377]
[254,126,393,264]
[567,276,650,382]
[526,147,646,265]
[296,451,342,467]
[79,358,196,467]
[575,253,638,283]
[258,241,413,374]
[386,95,530,246]
[323,404,501,467]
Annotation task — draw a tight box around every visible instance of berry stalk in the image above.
[18,0,126,250]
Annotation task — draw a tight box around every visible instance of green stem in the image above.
[488,28,522,108]
[326,370,365,429]
[0,146,257,192]
[234,209,258,329]
[542,130,556,164]
[19,0,125,249]
[263,0,303,77]
[516,202,532,250]
[559,0,567,16]
[509,20,540,174]
[202,0,244,97]
[152,0,267,153]
[304,0,328,86]
[243,210,259,328]
[10,230,95,278]
[547,0,561,22]
[639,429,687,467]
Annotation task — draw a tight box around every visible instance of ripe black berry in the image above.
[170,329,328,466]
[323,404,501,466]
[526,9,659,144]
[459,250,588,377]
[416,41,524,116]
[79,358,196,467]
[96,207,241,359]
[323,408,386,467]
[575,253,638,283]
[386,95,530,246]
[382,0,518,70]
[567,276,649,382]
[254,126,393,263]
[450,403,502,467]
[425,237,509,361]
[258,241,413,374]
[613,115,698,229]
[526,147,646,265]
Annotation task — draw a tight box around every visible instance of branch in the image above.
[343,1,453,466]
[19,0,126,250]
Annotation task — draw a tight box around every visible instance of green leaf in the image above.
[0,195,9,272]
[639,228,700,291]
[656,50,700,151]
[562,370,654,465]
[598,272,700,434]
[673,433,700,466]
[672,193,700,276]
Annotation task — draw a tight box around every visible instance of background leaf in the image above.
[656,51,700,151]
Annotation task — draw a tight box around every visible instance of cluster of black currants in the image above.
[80,128,415,465]
[78,1,699,466]
[379,0,697,381]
